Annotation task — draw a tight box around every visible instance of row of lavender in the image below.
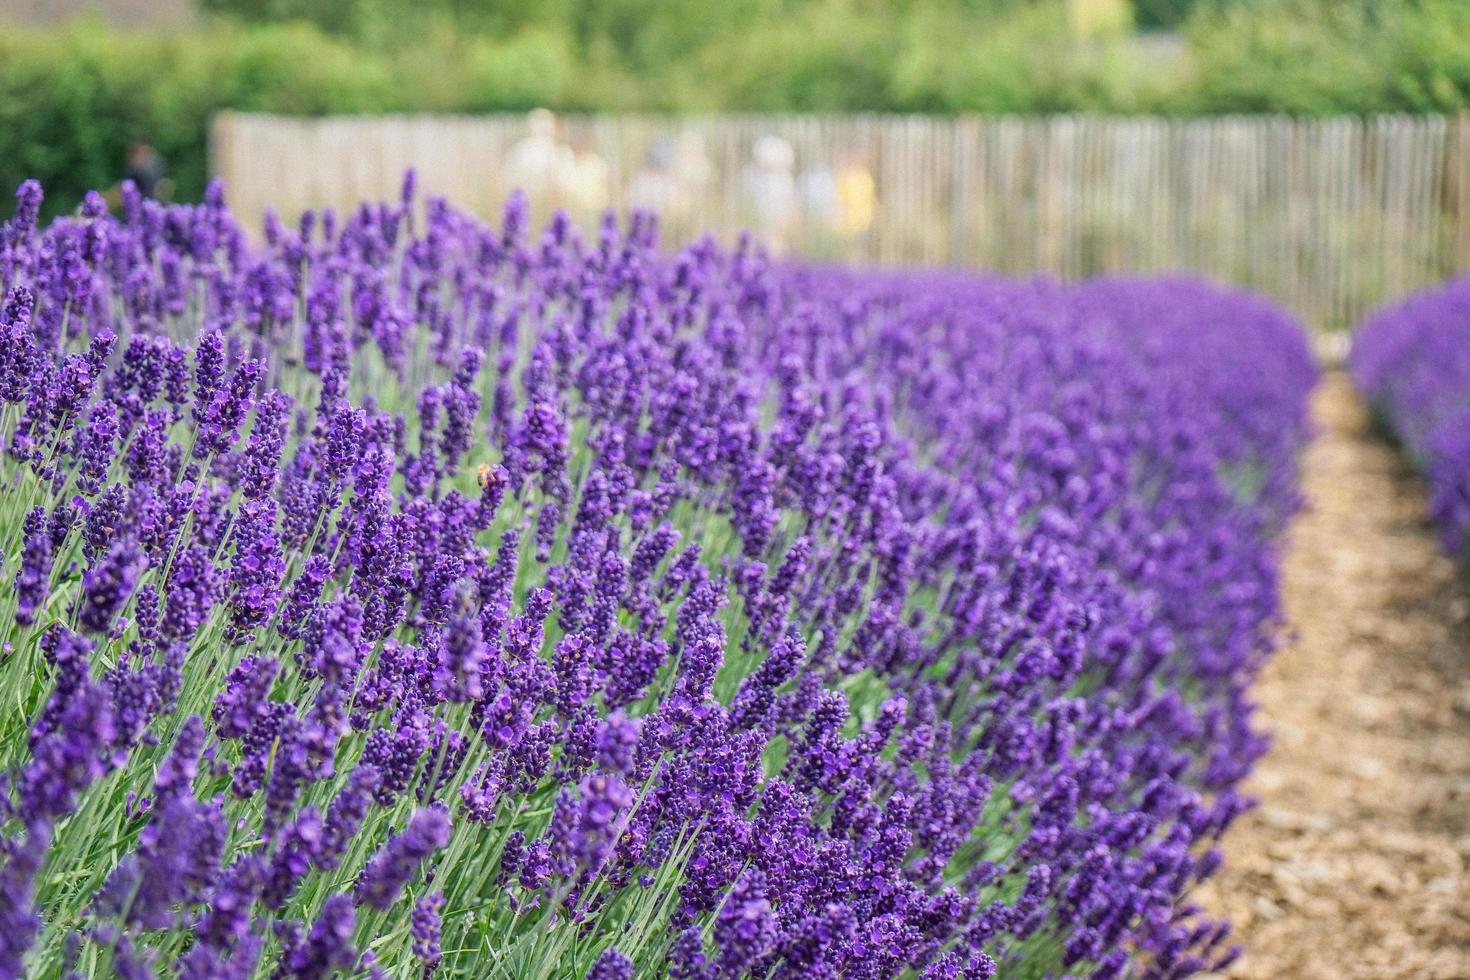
[1351,279,1470,557]
[0,176,1315,979]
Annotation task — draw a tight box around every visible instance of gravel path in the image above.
[1200,371,1470,978]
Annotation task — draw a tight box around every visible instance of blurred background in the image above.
[4,0,1470,329]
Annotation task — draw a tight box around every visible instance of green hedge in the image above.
[1183,0,1470,115]
[0,21,589,215]
[5,1,1470,216]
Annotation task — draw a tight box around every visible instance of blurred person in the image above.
[125,141,167,200]
[797,162,840,232]
[505,108,571,207]
[559,130,610,217]
[672,130,713,218]
[795,160,841,257]
[742,135,797,255]
[835,148,876,238]
[629,135,678,216]
[103,140,172,210]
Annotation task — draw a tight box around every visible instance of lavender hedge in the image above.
[0,175,1315,979]
[1351,279,1470,557]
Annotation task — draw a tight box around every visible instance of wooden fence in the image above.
[212,112,1470,330]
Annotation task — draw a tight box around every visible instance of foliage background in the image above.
[4,0,1470,215]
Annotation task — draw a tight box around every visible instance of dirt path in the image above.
[1199,371,1470,978]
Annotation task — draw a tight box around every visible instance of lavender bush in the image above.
[0,175,1315,979]
[1351,278,1470,556]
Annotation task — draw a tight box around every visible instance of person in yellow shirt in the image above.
[835,150,876,239]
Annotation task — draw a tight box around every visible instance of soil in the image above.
[1198,371,1470,979]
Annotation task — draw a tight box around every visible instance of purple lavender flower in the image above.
[411,891,444,970]
[191,332,225,426]
[261,806,324,909]
[432,597,491,703]
[161,542,220,641]
[714,868,776,977]
[588,948,634,980]
[278,555,332,640]
[320,764,381,870]
[283,895,357,980]
[730,631,804,730]
[594,713,641,776]
[79,540,145,634]
[73,399,120,495]
[155,714,206,801]
[355,807,451,910]
[0,825,48,978]
[239,388,290,499]
[0,286,38,403]
[14,507,54,627]
[96,794,226,929]
[222,498,285,644]
[212,656,279,740]
[197,358,263,457]
[20,679,114,823]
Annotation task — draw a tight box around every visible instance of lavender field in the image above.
[0,174,1326,978]
[1350,279,1470,559]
